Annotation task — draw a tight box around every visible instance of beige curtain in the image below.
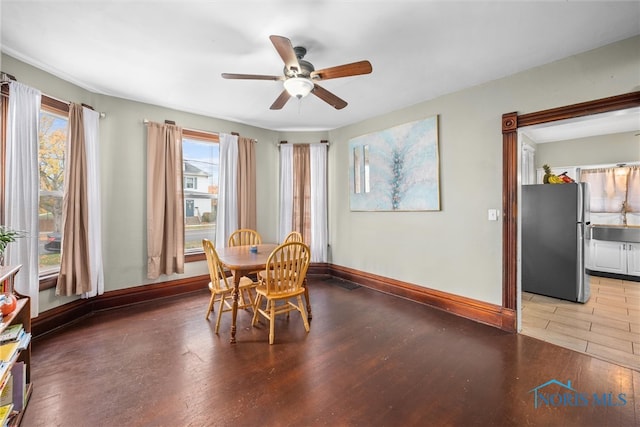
[146,122,184,279]
[237,136,256,230]
[293,144,311,243]
[56,104,91,296]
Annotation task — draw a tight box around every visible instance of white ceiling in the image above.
[520,107,640,143]
[1,1,639,132]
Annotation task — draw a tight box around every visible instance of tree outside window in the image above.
[38,110,67,274]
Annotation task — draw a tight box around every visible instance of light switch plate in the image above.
[488,209,499,221]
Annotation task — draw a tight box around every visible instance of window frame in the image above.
[39,96,70,290]
[184,176,196,189]
[182,128,219,263]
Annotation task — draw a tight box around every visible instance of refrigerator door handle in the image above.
[576,222,589,303]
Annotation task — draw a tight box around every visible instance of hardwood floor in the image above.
[23,278,639,426]
[522,275,640,371]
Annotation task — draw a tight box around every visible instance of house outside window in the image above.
[182,132,219,253]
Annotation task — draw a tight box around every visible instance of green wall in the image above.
[326,36,640,304]
[535,131,640,169]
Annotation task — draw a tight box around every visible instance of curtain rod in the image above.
[143,119,218,136]
[44,92,106,118]
[0,80,106,118]
[1,72,106,117]
[279,140,330,146]
[142,119,258,143]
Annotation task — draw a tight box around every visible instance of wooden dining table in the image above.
[216,243,278,343]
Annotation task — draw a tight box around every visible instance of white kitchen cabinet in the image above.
[588,239,640,277]
[628,243,640,276]
[589,240,626,274]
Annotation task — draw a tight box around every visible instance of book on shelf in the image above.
[0,367,10,393]
[0,403,12,427]
[9,362,24,413]
[0,342,19,364]
[16,332,30,352]
[0,373,11,407]
[0,363,9,388]
[0,324,23,344]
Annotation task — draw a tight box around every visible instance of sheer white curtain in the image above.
[310,144,327,262]
[5,82,41,317]
[581,168,627,212]
[627,166,640,210]
[278,143,328,262]
[278,144,293,242]
[216,133,239,248]
[628,166,640,225]
[521,144,536,185]
[81,107,104,298]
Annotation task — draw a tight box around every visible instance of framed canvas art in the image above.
[349,116,440,211]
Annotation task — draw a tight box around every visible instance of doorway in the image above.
[501,91,640,369]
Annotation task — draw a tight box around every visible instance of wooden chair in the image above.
[202,239,256,334]
[284,230,303,243]
[228,228,262,247]
[227,228,262,305]
[252,241,311,344]
[283,230,312,320]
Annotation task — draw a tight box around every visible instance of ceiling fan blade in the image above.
[270,90,291,110]
[312,84,347,110]
[269,35,301,74]
[221,73,283,81]
[310,60,372,81]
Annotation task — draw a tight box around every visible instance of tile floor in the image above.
[521,275,640,371]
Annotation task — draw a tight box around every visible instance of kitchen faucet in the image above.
[621,201,628,226]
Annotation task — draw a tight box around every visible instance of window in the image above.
[182,130,219,254]
[1,88,69,288]
[38,103,68,276]
[581,165,640,225]
[184,176,196,189]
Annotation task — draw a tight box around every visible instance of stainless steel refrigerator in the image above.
[522,182,590,303]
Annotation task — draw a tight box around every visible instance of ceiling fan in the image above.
[221,35,372,110]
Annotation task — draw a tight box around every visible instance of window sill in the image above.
[39,274,58,291]
[38,252,205,292]
[185,252,205,262]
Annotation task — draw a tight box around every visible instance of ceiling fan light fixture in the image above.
[284,77,314,99]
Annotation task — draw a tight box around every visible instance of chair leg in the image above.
[303,279,312,321]
[252,294,262,326]
[297,295,310,332]
[205,292,215,320]
[238,288,247,308]
[244,287,256,310]
[215,295,225,334]
[269,300,276,345]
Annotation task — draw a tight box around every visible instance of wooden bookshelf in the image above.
[0,265,32,426]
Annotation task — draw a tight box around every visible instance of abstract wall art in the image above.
[349,116,440,211]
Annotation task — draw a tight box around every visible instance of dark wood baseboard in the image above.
[330,264,516,332]
[32,274,209,338]
[32,262,515,338]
